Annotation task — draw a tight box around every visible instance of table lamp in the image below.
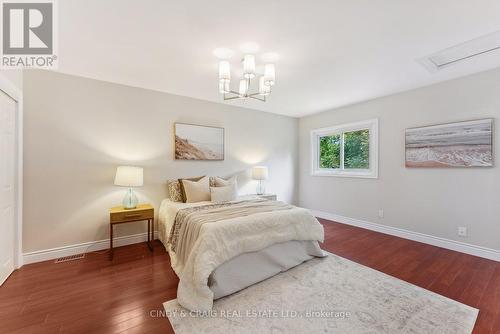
[114,166,143,209]
[252,166,268,195]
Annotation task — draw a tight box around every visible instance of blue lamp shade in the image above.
[114,166,143,209]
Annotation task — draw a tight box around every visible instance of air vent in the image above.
[54,253,85,263]
[419,31,500,72]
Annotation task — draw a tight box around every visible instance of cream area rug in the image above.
[163,252,478,334]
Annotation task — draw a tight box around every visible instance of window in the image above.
[311,119,378,178]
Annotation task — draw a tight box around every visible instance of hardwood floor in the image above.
[1,219,499,333]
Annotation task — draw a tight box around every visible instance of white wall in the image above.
[23,70,298,253]
[299,68,500,251]
[23,67,500,255]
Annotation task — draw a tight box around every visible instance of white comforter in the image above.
[158,199,325,311]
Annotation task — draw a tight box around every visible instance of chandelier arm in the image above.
[222,91,241,100]
[249,95,266,102]
[224,95,243,101]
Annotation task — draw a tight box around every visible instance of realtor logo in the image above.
[1,0,57,68]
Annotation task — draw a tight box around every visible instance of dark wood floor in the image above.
[1,219,499,333]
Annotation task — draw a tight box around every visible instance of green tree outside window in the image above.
[344,130,369,169]
[319,135,340,168]
[319,130,369,169]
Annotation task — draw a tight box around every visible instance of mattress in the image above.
[158,199,325,300]
[209,239,324,299]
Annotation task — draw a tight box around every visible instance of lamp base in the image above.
[123,188,138,209]
[256,181,265,195]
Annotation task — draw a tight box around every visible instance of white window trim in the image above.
[311,119,378,178]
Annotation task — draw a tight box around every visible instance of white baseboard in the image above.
[23,231,159,265]
[311,210,500,262]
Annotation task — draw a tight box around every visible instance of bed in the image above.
[158,197,326,311]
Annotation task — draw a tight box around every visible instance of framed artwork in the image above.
[405,119,493,167]
[174,123,224,160]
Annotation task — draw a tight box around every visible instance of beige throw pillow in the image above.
[178,176,204,202]
[181,176,210,203]
[214,176,237,187]
[210,184,237,203]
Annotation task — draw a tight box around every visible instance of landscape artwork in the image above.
[175,123,224,160]
[405,119,493,168]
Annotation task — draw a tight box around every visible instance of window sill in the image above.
[311,170,378,179]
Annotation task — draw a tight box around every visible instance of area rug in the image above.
[163,252,478,334]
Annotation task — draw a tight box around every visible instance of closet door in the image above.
[0,90,17,285]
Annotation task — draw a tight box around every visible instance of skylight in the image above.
[419,31,500,72]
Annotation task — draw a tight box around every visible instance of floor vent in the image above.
[54,253,85,263]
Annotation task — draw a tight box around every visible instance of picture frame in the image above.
[174,123,224,160]
[405,118,493,168]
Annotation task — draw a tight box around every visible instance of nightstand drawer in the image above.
[110,209,153,223]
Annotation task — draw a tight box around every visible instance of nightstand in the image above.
[109,204,154,260]
[238,194,277,201]
[258,194,277,201]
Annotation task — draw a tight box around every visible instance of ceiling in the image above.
[57,0,500,117]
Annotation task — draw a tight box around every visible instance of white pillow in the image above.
[181,176,210,203]
[214,176,237,187]
[210,184,237,203]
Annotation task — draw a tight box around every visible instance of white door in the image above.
[0,90,17,286]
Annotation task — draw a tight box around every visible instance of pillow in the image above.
[178,176,204,202]
[167,179,183,202]
[181,176,210,203]
[210,184,237,203]
[209,176,216,187]
[214,175,237,187]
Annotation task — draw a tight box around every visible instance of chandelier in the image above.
[218,55,275,102]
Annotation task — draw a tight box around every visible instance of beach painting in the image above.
[174,123,224,160]
[405,119,493,168]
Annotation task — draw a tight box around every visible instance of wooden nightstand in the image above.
[109,204,154,260]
